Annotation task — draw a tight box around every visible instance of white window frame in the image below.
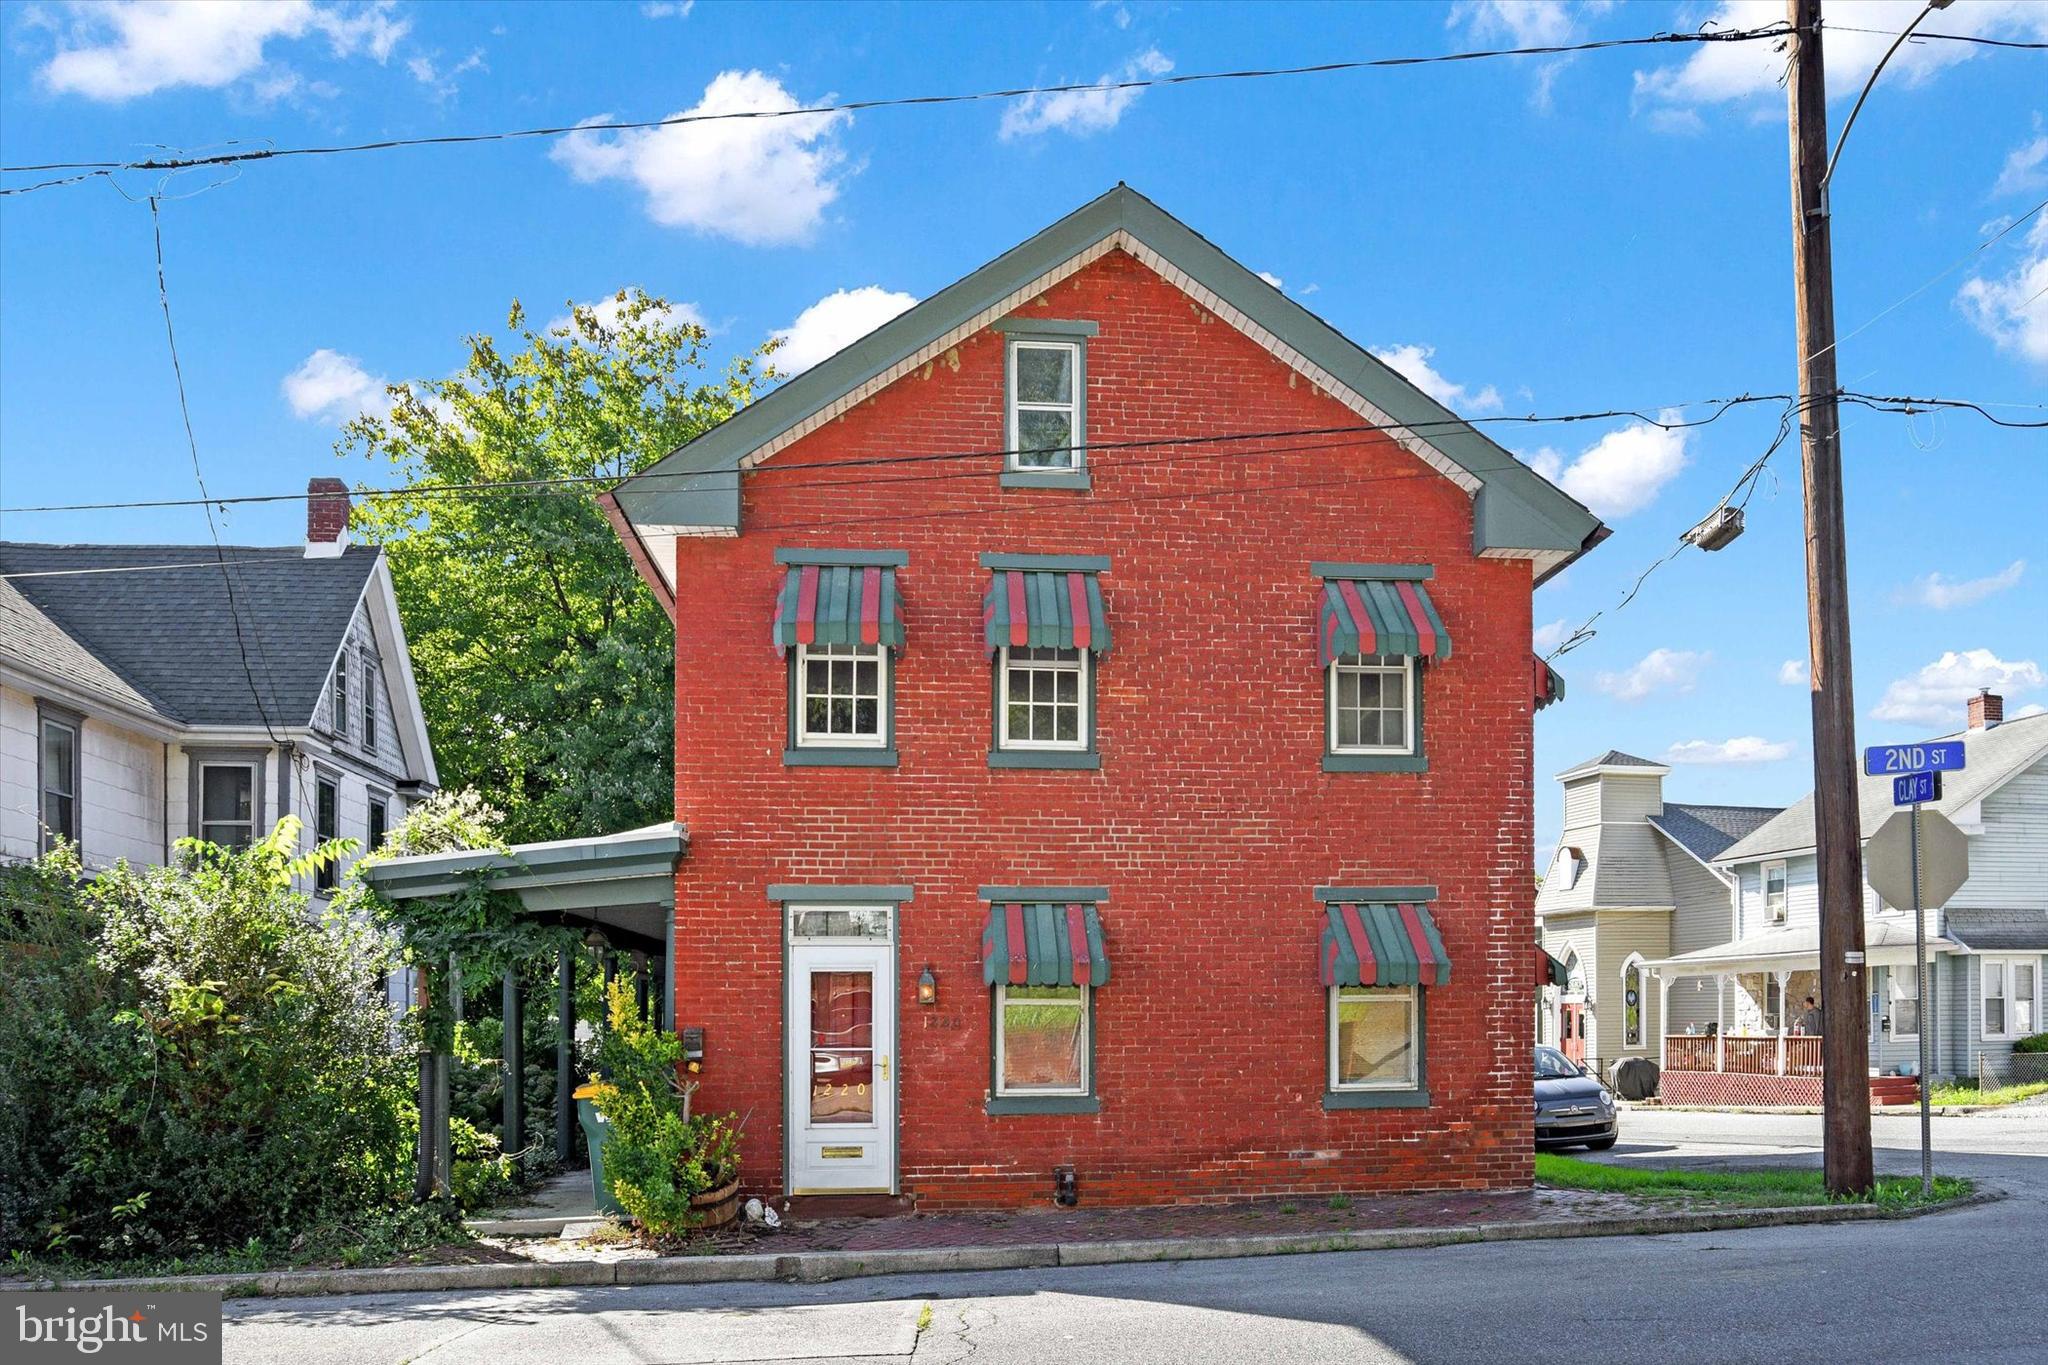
[37,712,82,851]
[361,650,379,750]
[314,775,341,893]
[197,761,257,849]
[330,652,350,742]
[1328,984,1421,1092]
[1889,962,1920,1041]
[1763,861,1788,924]
[1982,956,2037,1041]
[793,642,889,750]
[1326,653,1416,756]
[997,645,1089,752]
[1006,339,1081,471]
[993,982,1090,1098]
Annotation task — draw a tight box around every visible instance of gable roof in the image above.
[1649,803,1784,864]
[0,543,381,727]
[0,575,170,724]
[1557,749,1667,779]
[606,185,1606,601]
[1718,712,2048,864]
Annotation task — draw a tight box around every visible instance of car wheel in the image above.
[1584,1135,1617,1151]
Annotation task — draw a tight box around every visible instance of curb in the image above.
[1627,1103,1995,1116]
[9,1187,2000,1301]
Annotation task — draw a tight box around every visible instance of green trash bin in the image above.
[577,1097,625,1215]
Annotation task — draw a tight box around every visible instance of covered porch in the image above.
[1645,919,1958,1107]
[360,822,686,1198]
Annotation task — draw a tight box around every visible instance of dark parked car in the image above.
[1534,1045,1617,1150]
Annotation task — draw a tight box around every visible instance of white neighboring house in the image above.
[1,481,438,928]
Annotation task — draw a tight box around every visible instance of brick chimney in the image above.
[1967,690,2003,731]
[305,478,350,558]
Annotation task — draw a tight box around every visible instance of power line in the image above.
[0,24,1802,193]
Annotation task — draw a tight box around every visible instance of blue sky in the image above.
[2,0,2043,861]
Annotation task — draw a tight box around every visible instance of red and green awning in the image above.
[1538,945,1571,988]
[1317,577,1451,667]
[982,902,1110,987]
[1533,655,1566,711]
[773,563,905,654]
[1320,902,1450,988]
[982,570,1111,656]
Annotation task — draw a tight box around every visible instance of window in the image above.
[998,646,1088,750]
[330,653,350,741]
[994,984,1089,1097]
[367,796,388,853]
[1623,959,1645,1047]
[315,776,340,892]
[1329,985,1420,1092]
[361,654,378,750]
[1007,340,1081,472]
[1763,862,1788,924]
[1328,653,1414,755]
[198,764,256,849]
[1984,957,2037,1040]
[37,709,82,852]
[794,642,888,749]
[1890,964,1920,1038]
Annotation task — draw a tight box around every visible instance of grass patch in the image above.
[1926,1079,2048,1108]
[1535,1154,1970,1210]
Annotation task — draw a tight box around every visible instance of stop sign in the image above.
[1864,808,1969,910]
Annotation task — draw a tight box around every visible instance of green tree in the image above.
[345,292,769,843]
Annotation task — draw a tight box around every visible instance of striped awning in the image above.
[983,570,1111,657]
[1320,901,1450,988]
[1318,577,1451,667]
[982,902,1110,987]
[1538,945,1570,988]
[773,563,905,654]
[1533,655,1566,711]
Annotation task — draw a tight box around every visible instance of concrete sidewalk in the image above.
[7,1181,1996,1301]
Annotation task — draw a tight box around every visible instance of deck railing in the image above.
[1664,1034,1825,1076]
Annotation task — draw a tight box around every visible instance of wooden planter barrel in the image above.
[691,1175,742,1229]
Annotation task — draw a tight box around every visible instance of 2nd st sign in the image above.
[1863,741,1965,777]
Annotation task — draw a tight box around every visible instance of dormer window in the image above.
[997,320,1095,490]
[1558,846,1587,890]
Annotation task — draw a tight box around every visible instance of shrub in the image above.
[584,981,739,1238]
[2013,1032,2048,1055]
[0,824,414,1260]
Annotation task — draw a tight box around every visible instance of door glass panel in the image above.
[809,970,874,1124]
[791,908,891,940]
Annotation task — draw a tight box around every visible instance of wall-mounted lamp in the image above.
[917,965,938,1007]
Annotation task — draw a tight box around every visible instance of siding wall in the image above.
[1600,774,1665,824]
[1665,845,1735,1037]
[1593,909,1670,1070]
[1949,759,2048,911]
[1562,778,1599,831]
[2,683,166,869]
[0,684,41,861]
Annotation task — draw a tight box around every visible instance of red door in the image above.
[1559,1003,1587,1065]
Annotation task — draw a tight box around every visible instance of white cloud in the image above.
[2013,703,2048,720]
[1448,1,1615,111]
[1894,559,2026,611]
[1870,649,2046,729]
[1778,658,1808,686]
[407,47,485,99]
[36,0,406,101]
[1632,1,2048,127]
[1957,213,2048,370]
[1595,648,1709,703]
[1000,48,1171,139]
[1663,736,1795,765]
[1256,271,1284,290]
[552,71,850,246]
[641,0,694,15]
[1525,413,1690,519]
[1370,343,1504,414]
[1533,618,1571,653]
[547,291,708,337]
[771,286,918,375]
[1995,130,2048,197]
[282,348,389,423]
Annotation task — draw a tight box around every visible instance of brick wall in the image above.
[671,248,1537,1206]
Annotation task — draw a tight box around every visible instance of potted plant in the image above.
[582,981,744,1237]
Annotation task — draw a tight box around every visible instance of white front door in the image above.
[786,914,895,1194]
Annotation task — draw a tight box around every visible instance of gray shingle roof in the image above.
[1650,803,1785,864]
[1557,749,1666,778]
[0,576,168,719]
[1718,712,2048,863]
[1943,908,2048,952]
[0,543,379,727]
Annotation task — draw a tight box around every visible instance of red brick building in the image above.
[605,187,1604,1208]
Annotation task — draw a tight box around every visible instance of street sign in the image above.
[1892,771,1941,807]
[1863,741,1966,777]
[1865,809,1969,910]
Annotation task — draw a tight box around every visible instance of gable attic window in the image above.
[330,649,350,742]
[361,651,379,750]
[997,319,1096,491]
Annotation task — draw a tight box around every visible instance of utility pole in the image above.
[1784,0,1872,1197]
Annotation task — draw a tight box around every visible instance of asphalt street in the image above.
[222,1103,2047,1365]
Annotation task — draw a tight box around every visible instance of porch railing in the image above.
[1664,1034,1824,1076]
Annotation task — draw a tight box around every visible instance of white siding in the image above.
[0,685,38,861]
[1,684,165,870]
[1563,777,1600,830]
[1600,774,1665,824]
[1665,847,1735,1037]
[1947,759,2048,912]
